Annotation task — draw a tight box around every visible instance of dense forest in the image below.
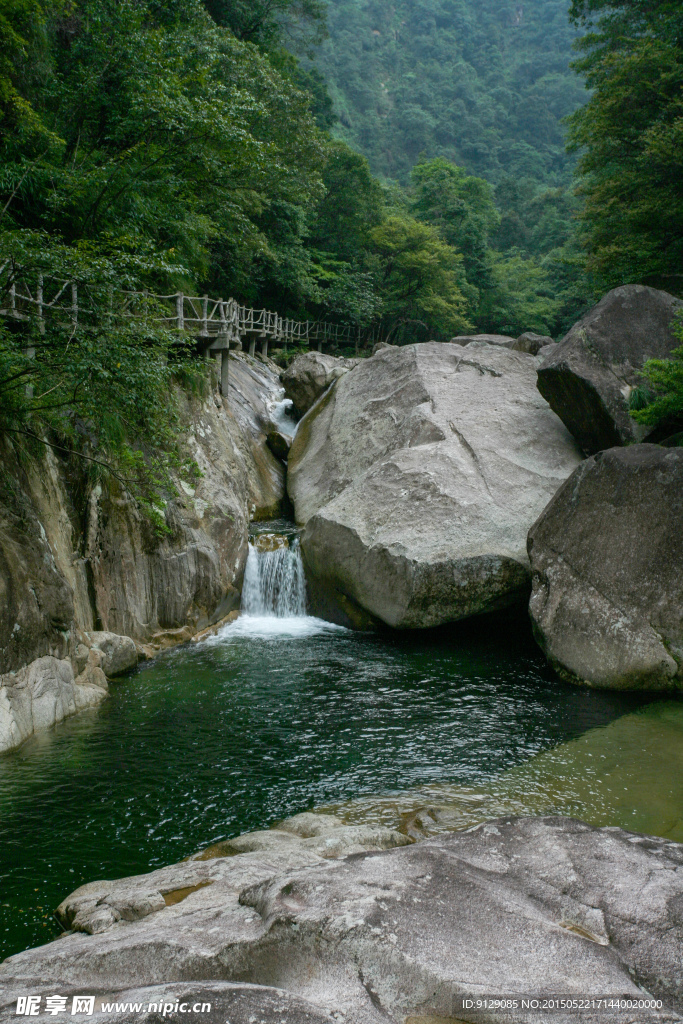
[315,0,586,186]
[1,0,681,517]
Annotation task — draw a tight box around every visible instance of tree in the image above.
[410,157,500,294]
[0,0,327,519]
[310,141,385,261]
[630,313,683,438]
[366,215,472,342]
[566,0,683,287]
[201,0,325,48]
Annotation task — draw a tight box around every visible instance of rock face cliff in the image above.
[0,353,286,752]
[288,342,582,629]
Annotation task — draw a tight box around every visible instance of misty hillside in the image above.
[315,0,587,183]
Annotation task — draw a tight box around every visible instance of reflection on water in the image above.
[0,609,673,959]
[321,700,683,842]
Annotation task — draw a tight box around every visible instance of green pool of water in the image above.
[0,609,675,960]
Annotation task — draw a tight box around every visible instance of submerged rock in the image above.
[537,284,683,455]
[1,816,681,1023]
[281,351,358,416]
[289,342,582,628]
[0,655,108,754]
[528,444,683,690]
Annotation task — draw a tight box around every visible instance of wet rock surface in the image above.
[289,342,582,628]
[281,351,358,416]
[537,285,683,455]
[0,655,108,754]
[1,816,681,1023]
[528,444,683,690]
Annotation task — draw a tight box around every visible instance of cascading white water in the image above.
[240,534,307,617]
[268,396,298,439]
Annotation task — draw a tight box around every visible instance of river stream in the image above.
[0,523,681,960]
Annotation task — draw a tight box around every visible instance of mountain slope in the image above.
[315,0,586,184]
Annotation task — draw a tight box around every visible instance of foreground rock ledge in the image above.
[1,816,682,1024]
[289,342,582,628]
[528,444,683,690]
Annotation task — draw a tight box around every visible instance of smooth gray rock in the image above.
[0,655,108,754]
[2,817,681,1024]
[451,333,515,347]
[528,444,683,690]
[289,342,582,628]
[281,351,358,416]
[537,285,683,455]
[86,632,138,677]
[513,331,554,354]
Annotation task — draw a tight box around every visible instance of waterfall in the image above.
[268,396,298,439]
[241,534,307,617]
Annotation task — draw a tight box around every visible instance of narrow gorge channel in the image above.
[1,517,680,959]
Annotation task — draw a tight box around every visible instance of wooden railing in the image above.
[0,264,372,356]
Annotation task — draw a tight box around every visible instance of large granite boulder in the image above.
[1,816,681,1024]
[528,444,683,690]
[281,351,358,416]
[288,343,582,628]
[537,285,683,455]
[86,632,138,677]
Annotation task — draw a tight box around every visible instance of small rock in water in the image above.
[266,429,291,462]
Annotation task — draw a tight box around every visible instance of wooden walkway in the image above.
[0,266,368,364]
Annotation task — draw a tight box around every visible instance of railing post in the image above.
[9,281,15,312]
[71,282,78,327]
[176,292,184,331]
[37,274,44,334]
[202,294,208,336]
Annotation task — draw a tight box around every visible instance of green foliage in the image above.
[630,314,683,431]
[201,0,326,48]
[476,251,560,336]
[314,0,585,185]
[566,0,683,287]
[410,157,499,293]
[367,214,472,340]
[0,0,327,523]
[311,141,385,260]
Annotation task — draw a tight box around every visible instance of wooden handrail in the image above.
[0,267,372,352]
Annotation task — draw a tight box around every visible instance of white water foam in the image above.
[204,531,347,639]
[212,614,346,640]
[268,397,298,439]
